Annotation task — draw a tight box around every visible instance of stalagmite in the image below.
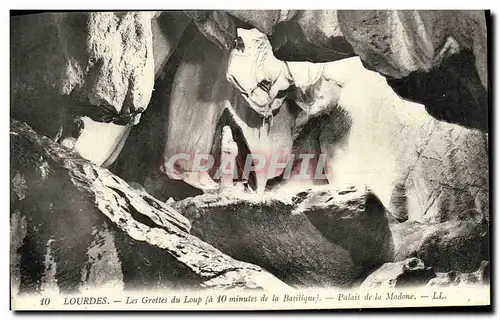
[219,126,238,190]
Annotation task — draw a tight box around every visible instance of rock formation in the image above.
[223,26,489,226]
[390,220,489,273]
[11,11,488,176]
[9,117,490,293]
[9,10,490,296]
[171,184,394,288]
[359,258,490,289]
[427,261,490,287]
[187,10,489,131]
[11,12,156,168]
[10,119,289,294]
[360,258,436,289]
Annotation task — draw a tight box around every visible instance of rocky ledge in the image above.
[10,118,489,293]
[171,185,395,288]
[360,258,489,289]
[10,119,289,294]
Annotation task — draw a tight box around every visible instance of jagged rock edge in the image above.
[10,119,291,290]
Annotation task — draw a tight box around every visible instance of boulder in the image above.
[292,185,394,270]
[360,258,436,289]
[11,12,156,167]
[11,12,155,131]
[395,122,489,224]
[10,119,289,294]
[172,185,395,288]
[426,261,490,287]
[341,9,488,131]
[390,220,489,273]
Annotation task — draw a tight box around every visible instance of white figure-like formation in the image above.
[226,28,351,123]
[225,27,422,208]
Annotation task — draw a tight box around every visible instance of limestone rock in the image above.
[390,220,489,273]
[224,28,488,224]
[11,12,157,169]
[292,185,394,270]
[11,12,155,138]
[151,11,191,78]
[54,12,155,113]
[171,185,396,288]
[360,258,436,289]
[172,192,360,288]
[398,122,489,224]
[10,119,289,294]
[426,261,490,287]
[337,10,488,131]
[188,10,488,131]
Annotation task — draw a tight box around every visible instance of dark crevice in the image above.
[386,49,488,132]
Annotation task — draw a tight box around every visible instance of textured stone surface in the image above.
[360,258,436,289]
[11,12,156,168]
[9,11,491,296]
[158,29,227,184]
[172,193,360,288]
[343,60,488,224]
[54,12,155,113]
[320,62,488,224]
[151,11,191,78]
[337,11,484,80]
[185,10,236,52]
[11,12,155,135]
[115,26,300,197]
[223,10,486,92]
[292,185,394,270]
[187,10,488,131]
[171,185,396,288]
[390,120,488,224]
[10,119,290,295]
[390,220,489,273]
[223,25,488,224]
[426,261,490,287]
[330,10,488,131]
[220,10,354,61]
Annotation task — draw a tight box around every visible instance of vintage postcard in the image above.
[9,10,490,311]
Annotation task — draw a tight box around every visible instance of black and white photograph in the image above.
[8,9,491,311]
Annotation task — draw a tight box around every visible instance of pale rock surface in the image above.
[360,258,435,289]
[10,119,289,294]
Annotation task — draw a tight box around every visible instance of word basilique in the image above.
[163,153,329,180]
